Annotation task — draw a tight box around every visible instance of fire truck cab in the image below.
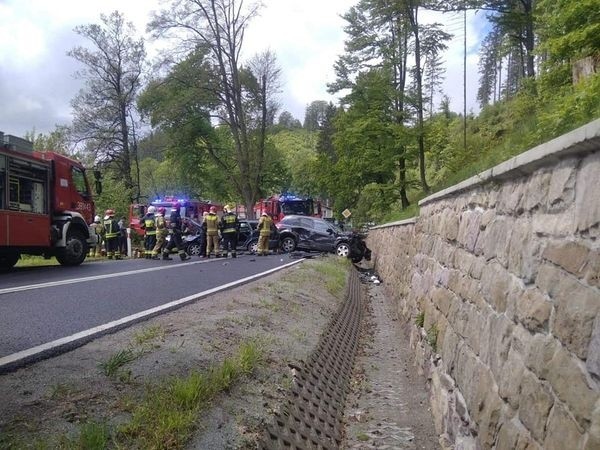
[254,194,321,222]
[0,132,96,270]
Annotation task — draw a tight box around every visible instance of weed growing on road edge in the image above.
[99,348,139,377]
[133,325,164,346]
[415,312,425,328]
[427,325,438,353]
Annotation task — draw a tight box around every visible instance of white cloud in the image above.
[0,0,483,138]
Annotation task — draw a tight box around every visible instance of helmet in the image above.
[105,209,115,216]
[261,212,268,216]
[158,207,166,215]
[94,215,101,223]
[209,206,217,213]
[224,204,232,212]
[147,206,156,214]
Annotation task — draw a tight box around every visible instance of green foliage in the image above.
[99,348,139,377]
[415,312,425,328]
[426,325,438,353]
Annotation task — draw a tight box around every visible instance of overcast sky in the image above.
[0,0,484,139]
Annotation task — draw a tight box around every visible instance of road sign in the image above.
[342,209,352,218]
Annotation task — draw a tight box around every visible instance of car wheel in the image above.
[187,243,202,256]
[336,242,351,258]
[247,241,259,253]
[280,236,296,253]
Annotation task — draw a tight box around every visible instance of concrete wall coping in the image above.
[418,118,600,207]
[370,217,417,230]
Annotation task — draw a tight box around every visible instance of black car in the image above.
[276,215,371,262]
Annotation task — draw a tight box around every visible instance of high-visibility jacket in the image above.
[203,213,220,236]
[104,217,119,239]
[155,215,168,237]
[220,212,239,234]
[141,213,157,236]
[258,215,273,237]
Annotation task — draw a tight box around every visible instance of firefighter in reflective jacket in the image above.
[103,209,121,260]
[202,205,221,257]
[140,205,157,259]
[257,212,273,256]
[220,204,239,258]
[151,207,169,259]
[90,215,104,257]
[163,204,190,261]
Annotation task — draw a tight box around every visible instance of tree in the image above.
[277,111,302,129]
[148,0,279,218]
[68,11,146,202]
[304,101,330,131]
[25,126,70,154]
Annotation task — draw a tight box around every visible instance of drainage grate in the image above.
[260,267,364,449]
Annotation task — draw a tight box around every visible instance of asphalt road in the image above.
[0,253,304,371]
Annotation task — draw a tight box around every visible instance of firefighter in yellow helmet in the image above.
[202,205,221,257]
[257,212,273,256]
[220,204,239,258]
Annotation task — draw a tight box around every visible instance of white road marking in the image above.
[0,259,304,371]
[3,259,209,295]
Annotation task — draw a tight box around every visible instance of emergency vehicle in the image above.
[254,194,322,223]
[0,132,97,270]
[128,196,221,236]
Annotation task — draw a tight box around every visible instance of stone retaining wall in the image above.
[367,119,600,449]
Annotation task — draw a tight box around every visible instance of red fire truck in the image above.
[129,196,222,236]
[0,132,97,270]
[254,194,322,223]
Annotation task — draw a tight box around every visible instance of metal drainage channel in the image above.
[260,267,363,449]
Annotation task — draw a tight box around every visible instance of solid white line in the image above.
[1,259,210,295]
[0,259,304,371]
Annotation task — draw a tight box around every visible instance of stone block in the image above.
[498,347,526,409]
[458,208,482,253]
[481,262,512,313]
[483,216,513,267]
[547,158,576,211]
[443,209,460,241]
[507,219,542,283]
[542,240,590,278]
[432,287,453,317]
[531,208,577,237]
[584,400,600,450]
[481,314,513,380]
[584,249,600,289]
[498,181,526,215]
[522,171,551,213]
[518,370,554,442]
[516,289,552,333]
[575,152,600,233]
[543,403,585,450]
[550,274,600,359]
[586,316,600,380]
[526,334,558,380]
[547,345,599,427]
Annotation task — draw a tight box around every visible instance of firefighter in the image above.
[151,207,169,259]
[220,204,239,258]
[199,211,209,257]
[89,215,104,257]
[140,205,157,259]
[202,205,221,257]
[257,212,273,256]
[103,209,121,260]
[163,203,190,261]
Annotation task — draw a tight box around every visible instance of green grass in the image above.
[117,341,263,449]
[133,325,165,346]
[427,325,438,353]
[99,348,139,377]
[415,312,425,328]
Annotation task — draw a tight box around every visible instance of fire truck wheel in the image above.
[280,236,296,253]
[0,252,19,271]
[56,230,88,266]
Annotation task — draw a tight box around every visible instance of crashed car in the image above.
[276,215,371,263]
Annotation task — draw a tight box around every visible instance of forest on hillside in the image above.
[28,0,600,225]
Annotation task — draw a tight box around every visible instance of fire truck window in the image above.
[0,155,5,210]
[7,158,48,214]
[72,167,89,197]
